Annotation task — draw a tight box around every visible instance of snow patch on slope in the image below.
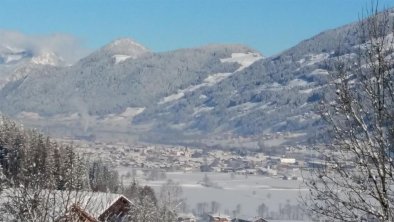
[113,55,131,64]
[102,107,145,122]
[110,38,147,51]
[309,69,329,76]
[298,53,329,66]
[220,52,263,71]
[159,52,263,105]
[193,106,214,116]
[204,72,233,85]
[103,38,149,60]
[159,92,186,104]
[159,72,235,104]
[4,54,24,63]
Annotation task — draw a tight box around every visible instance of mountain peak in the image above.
[77,38,150,65]
[31,51,64,66]
[108,38,147,49]
[103,38,149,57]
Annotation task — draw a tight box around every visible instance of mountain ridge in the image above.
[0,41,259,116]
[0,15,380,145]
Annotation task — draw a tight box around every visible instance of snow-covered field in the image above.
[120,170,308,220]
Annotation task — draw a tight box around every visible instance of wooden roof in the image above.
[98,195,132,221]
[69,204,99,222]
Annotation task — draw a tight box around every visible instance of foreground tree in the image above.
[0,117,165,221]
[304,5,394,221]
[0,116,93,221]
[158,179,185,221]
[124,184,158,222]
[89,159,120,192]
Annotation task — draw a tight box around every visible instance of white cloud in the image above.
[0,30,91,64]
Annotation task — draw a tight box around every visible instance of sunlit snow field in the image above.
[120,170,308,220]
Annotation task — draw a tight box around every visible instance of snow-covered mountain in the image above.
[0,43,67,88]
[31,51,64,66]
[0,15,382,145]
[131,22,361,142]
[78,38,150,65]
[0,46,65,97]
[0,31,89,89]
[0,40,256,116]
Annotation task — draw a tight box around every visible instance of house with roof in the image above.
[98,195,133,221]
[59,204,99,222]
[58,195,133,222]
[177,213,197,222]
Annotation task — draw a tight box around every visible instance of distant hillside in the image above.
[132,19,362,140]
[0,11,387,145]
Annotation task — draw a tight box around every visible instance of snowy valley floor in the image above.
[119,170,309,221]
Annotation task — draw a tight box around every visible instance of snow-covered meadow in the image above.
[120,170,309,220]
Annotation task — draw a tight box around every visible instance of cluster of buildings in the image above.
[53,138,319,221]
[61,139,315,180]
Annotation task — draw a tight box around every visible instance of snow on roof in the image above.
[98,194,133,217]
[209,213,232,219]
[0,189,123,221]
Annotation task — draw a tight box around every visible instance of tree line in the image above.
[0,116,183,221]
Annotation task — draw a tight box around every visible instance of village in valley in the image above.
[56,134,314,222]
[67,136,315,182]
[43,131,322,222]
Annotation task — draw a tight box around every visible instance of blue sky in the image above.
[1,0,394,56]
